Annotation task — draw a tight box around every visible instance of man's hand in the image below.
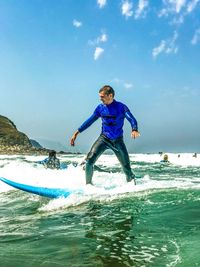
[70,131,79,146]
[131,130,140,139]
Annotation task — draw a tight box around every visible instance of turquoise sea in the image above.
[0,153,200,267]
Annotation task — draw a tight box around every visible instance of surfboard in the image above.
[0,177,75,198]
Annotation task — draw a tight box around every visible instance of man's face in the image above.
[99,92,114,105]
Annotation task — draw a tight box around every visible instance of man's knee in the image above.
[86,151,97,165]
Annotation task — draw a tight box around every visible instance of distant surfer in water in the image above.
[36,152,109,172]
[70,85,140,185]
[37,150,60,169]
[160,154,169,163]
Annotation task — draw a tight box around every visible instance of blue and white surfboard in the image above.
[0,177,76,198]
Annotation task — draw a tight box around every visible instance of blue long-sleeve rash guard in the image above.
[78,100,138,140]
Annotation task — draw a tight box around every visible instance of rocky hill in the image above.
[0,115,47,154]
[30,139,43,148]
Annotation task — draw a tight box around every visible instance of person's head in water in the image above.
[163,154,168,161]
[49,150,56,158]
[99,85,115,105]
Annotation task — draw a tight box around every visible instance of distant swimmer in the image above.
[36,153,111,172]
[160,154,169,163]
[70,85,140,185]
[37,150,60,169]
[193,153,197,158]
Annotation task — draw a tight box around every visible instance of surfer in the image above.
[36,153,109,172]
[70,85,140,185]
[37,150,60,169]
[160,154,169,163]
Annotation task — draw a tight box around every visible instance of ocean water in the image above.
[0,153,200,267]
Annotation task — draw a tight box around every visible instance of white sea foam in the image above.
[0,153,200,211]
[130,153,200,166]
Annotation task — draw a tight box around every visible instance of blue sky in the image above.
[0,0,200,153]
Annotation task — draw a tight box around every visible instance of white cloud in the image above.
[99,33,108,42]
[159,0,199,20]
[152,31,178,58]
[73,19,82,28]
[97,0,107,8]
[191,28,200,45]
[187,0,200,13]
[94,47,104,60]
[159,0,186,17]
[170,15,184,24]
[159,0,199,25]
[174,0,186,13]
[89,33,108,46]
[111,78,134,89]
[135,0,149,19]
[90,33,107,60]
[111,78,121,83]
[121,0,133,18]
[124,83,133,89]
[152,40,166,58]
[158,8,169,17]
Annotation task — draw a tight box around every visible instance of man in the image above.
[70,85,140,185]
[37,150,60,169]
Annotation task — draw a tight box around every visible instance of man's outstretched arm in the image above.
[70,130,80,146]
[70,112,99,146]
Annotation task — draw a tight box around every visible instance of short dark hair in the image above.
[49,150,56,157]
[99,85,115,97]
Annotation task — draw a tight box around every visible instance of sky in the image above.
[0,0,200,153]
